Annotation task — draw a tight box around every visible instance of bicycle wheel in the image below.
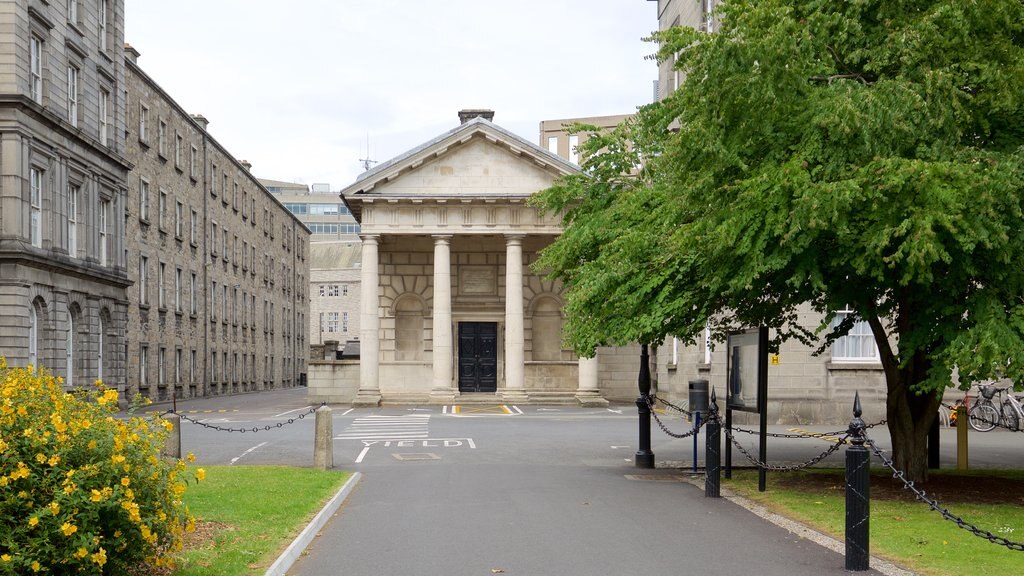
[1001,401,1020,431]
[969,403,999,432]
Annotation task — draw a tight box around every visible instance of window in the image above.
[28,306,38,367]
[138,104,148,143]
[568,134,579,164]
[159,190,167,230]
[190,350,197,384]
[175,201,183,238]
[140,345,148,387]
[98,315,104,382]
[547,136,558,155]
[98,0,108,51]
[158,120,167,157]
[324,312,339,333]
[308,203,340,215]
[210,165,218,197]
[175,268,182,313]
[190,146,198,179]
[158,347,165,386]
[222,285,227,321]
[29,35,42,104]
[174,133,183,168]
[66,65,78,126]
[210,281,217,320]
[307,223,339,235]
[232,182,239,210]
[65,312,74,388]
[99,200,109,266]
[222,228,228,260]
[211,222,218,255]
[190,209,198,245]
[67,0,78,24]
[190,272,197,315]
[343,284,349,296]
[99,89,109,146]
[67,184,78,257]
[30,168,42,248]
[831,308,879,362]
[158,262,166,309]
[139,256,149,305]
[342,312,349,332]
[139,177,149,221]
[175,348,182,385]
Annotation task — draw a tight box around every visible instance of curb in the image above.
[265,471,362,576]
[683,475,916,576]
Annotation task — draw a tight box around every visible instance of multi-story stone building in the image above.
[123,48,310,402]
[0,0,131,391]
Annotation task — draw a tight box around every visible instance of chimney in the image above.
[240,160,252,172]
[458,109,495,124]
[191,114,209,130]
[124,44,140,64]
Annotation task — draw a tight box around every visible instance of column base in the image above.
[429,388,456,404]
[575,390,609,407]
[500,389,530,403]
[352,390,382,407]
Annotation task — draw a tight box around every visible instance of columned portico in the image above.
[503,235,528,402]
[354,234,382,406]
[430,235,455,402]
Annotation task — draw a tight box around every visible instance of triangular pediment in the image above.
[341,118,579,204]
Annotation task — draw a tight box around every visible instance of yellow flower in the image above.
[87,440,97,450]
[91,548,106,567]
[74,547,88,559]
[48,502,60,515]
[31,560,40,572]
[187,451,196,463]
[121,477,130,487]
[35,453,46,463]
[90,489,104,502]
[61,522,78,536]
[0,553,10,561]
[160,419,174,432]
[47,454,60,466]
[28,516,39,528]
[196,468,206,481]
[111,454,125,464]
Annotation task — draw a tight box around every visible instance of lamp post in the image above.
[635,343,655,468]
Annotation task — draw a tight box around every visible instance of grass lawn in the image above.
[172,466,352,576]
[723,469,1024,576]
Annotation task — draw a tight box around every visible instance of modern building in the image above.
[0,0,132,391]
[539,114,633,165]
[122,49,311,402]
[260,178,360,242]
[307,110,646,405]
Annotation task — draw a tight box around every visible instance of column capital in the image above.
[359,234,380,245]
[504,234,525,245]
[432,234,453,244]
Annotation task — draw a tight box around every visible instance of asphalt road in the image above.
[147,389,1023,576]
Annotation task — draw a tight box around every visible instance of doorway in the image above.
[458,322,497,393]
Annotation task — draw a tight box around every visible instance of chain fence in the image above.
[163,403,324,434]
[724,427,850,471]
[865,435,1024,552]
[647,396,704,439]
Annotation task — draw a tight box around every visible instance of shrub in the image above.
[0,359,201,574]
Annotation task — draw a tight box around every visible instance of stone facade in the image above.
[123,50,310,402]
[309,241,360,349]
[0,0,131,392]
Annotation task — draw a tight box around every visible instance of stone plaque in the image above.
[460,267,496,295]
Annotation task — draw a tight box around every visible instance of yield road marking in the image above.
[353,438,476,463]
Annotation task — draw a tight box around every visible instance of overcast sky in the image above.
[125,1,659,190]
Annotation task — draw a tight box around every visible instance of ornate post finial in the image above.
[849,391,866,445]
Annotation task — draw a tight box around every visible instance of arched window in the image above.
[98,313,105,383]
[28,305,38,368]
[395,295,425,361]
[531,297,563,361]
[66,311,74,387]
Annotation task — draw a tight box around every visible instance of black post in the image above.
[705,390,721,498]
[757,326,769,492]
[635,343,655,469]
[928,415,940,469]
[724,407,733,479]
[845,392,870,571]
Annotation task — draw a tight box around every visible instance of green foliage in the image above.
[0,360,200,574]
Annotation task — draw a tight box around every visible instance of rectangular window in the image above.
[158,120,167,157]
[139,345,148,386]
[547,136,558,155]
[67,184,78,257]
[190,272,197,315]
[568,134,579,164]
[139,256,148,304]
[175,201,183,238]
[29,35,42,104]
[222,285,228,322]
[159,190,167,230]
[211,281,217,320]
[190,350,197,384]
[139,177,149,221]
[29,168,42,248]
[190,209,198,245]
[831,308,879,362]
[211,222,218,255]
[175,268,182,312]
[98,0,108,50]
[326,312,339,333]
[158,347,165,386]
[175,348,182,385]
[99,200,109,266]
[158,262,166,308]
[343,312,349,332]
[222,229,228,260]
[66,65,78,126]
[210,165,218,197]
[190,145,198,179]
[174,133,183,168]
[99,89,109,146]
[139,104,148,143]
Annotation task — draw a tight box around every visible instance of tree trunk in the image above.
[885,363,941,483]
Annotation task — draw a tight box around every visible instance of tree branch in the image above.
[809,73,875,86]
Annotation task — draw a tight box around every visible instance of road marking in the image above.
[336,414,431,440]
[354,446,370,463]
[537,408,562,412]
[230,442,268,465]
[607,408,624,415]
[511,406,524,415]
[786,428,843,443]
[442,405,449,414]
[611,445,630,449]
[340,408,354,416]
[272,406,314,418]
[452,405,516,415]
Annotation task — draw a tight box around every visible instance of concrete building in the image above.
[539,114,633,165]
[648,0,717,102]
[260,178,360,242]
[309,241,360,353]
[0,0,131,391]
[123,48,310,402]
[307,110,645,405]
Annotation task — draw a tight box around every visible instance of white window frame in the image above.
[97,315,104,382]
[190,272,197,315]
[66,65,78,127]
[158,119,167,157]
[140,345,148,386]
[67,184,78,257]
[175,200,184,238]
[831,308,879,362]
[139,177,149,221]
[175,267,182,313]
[568,134,579,164]
[139,255,148,305]
[159,189,167,230]
[28,306,38,367]
[158,262,166,309]
[158,347,165,386]
[29,35,43,104]
[99,200,109,266]
[66,313,74,388]
[547,136,558,155]
[190,209,198,245]
[98,0,108,51]
[98,89,109,146]
[30,168,42,248]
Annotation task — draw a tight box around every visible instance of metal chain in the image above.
[652,394,693,418]
[730,419,885,439]
[865,437,1024,551]
[724,428,849,471]
[168,403,324,433]
[647,396,705,439]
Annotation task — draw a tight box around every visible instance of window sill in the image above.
[826,361,883,371]
[139,303,150,311]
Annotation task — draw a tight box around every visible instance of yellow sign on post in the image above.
[770,354,780,365]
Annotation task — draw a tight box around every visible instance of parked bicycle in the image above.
[968,384,1003,432]
[1001,389,1024,431]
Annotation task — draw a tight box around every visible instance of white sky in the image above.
[125,1,658,190]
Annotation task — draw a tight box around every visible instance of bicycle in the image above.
[1000,390,1024,431]
[968,384,1002,432]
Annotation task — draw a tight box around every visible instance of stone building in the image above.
[307,110,642,405]
[309,241,360,353]
[539,114,633,165]
[123,48,310,402]
[0,0,131,391]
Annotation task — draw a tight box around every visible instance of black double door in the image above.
[458,322,498,393]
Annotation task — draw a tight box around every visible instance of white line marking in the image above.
[607,408,623,414]
[537,408,561,412]
[354,446,370,463]
[230,442,268,465]
[611,445,630,449]
[443,405,448,414]
[272,406,313,418]
[512,406,524,415]
[340,408,354,416]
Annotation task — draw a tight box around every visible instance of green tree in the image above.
[533,0,1024,482]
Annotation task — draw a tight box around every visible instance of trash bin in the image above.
[689,379,709,414]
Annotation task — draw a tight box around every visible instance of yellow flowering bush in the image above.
[0,359,200,574]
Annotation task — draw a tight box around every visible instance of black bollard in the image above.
[845,392,870,571]
[635,343,655,468]
[705,390,721,498]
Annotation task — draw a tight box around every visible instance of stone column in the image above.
[354,234,381,406]
[576,355,608,406]
[503,235,528,402]
[430,235,455,403]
